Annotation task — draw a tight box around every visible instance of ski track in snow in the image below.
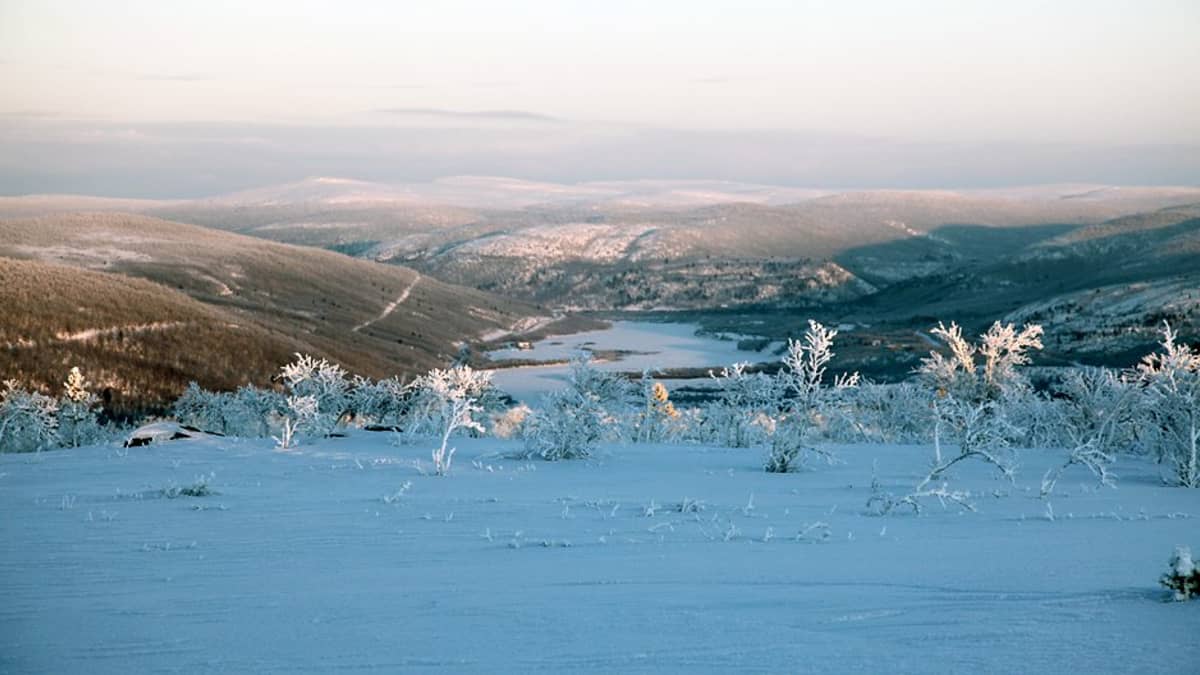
[1,434,1196,673]
[353,274,419,333]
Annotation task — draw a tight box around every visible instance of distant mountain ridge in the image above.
[3,179,1198,379]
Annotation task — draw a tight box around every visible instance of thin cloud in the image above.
[691,76,735,85]
[137,73,212,82]
[0,109,61,119]
[327,83,428,90]
[373,107,560,122]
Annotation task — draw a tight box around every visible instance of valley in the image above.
[3,179,1198,409]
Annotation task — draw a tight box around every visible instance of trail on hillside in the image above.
[352,274,420,333]
[7,321,191,349]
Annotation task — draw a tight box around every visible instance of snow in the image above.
[452,223,657,262]
[352,274,420,333]
[54,321,189,344]
[124,421,202,446]
[1,433,1196,673]
[488,322,754,402]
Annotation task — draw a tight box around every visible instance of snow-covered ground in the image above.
[1,433,1195,673]
[488,321,763,402]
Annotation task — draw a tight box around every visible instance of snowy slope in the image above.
[1,433,1196,673]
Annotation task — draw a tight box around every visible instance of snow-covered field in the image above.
[2,433,1195,673]
[489,321,763,402]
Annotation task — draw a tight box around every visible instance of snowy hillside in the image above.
[2,433,1196,673]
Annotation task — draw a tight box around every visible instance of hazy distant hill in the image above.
[0,194,175,219]
[353,186,1200,310]
[834,203,1200,363]
[0,213,534,413]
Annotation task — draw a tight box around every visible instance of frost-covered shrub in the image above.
[275,395,317,449]
[1018,393,1068,451]
[918,321,1042,468]
[631,372,683,443]
[1037,367,1136,497]
[1136,322,1200,487]
[0,380,59,452]
[57,367,103,448]
[523,388,605,460]
[921,321,1044,404]
[919,321,1041,454]
[173,382,223,433]
[161,473,217,498]
[523,354,632,460]
[1052,367,1137,452]
[766,321,858,473]
[1161,546,1200,601]
[229,385,284,438]
[834,382,931,444]
[491,404,531,440]
[174,382,282,438]
[404,366,493,476]
[405,365,499,440]
[350,375,416,428]
[278,354,350,438]
[871,321,1042,514]
[703,362,778,447]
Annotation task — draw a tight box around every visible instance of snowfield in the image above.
[1,433,1196,673]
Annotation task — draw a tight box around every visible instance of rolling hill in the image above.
[4,181,1197,381]
[0,257,310,416]
[0,213,536,415]
[9,180,1200,311]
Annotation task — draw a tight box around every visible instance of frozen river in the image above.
[487,321,771,402]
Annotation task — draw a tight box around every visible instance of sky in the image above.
[1,0,1198,196]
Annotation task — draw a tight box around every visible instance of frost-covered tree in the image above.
[405,366,493,476]
[1136,322,1200,487]
[523,354,633,460]
[0,380,59,452]
[57,367,102,448]
[703,362,778,448]
[278,354,350,438]
[405,365,499,440]
[872,321,1042,514]
[766,321,858,473]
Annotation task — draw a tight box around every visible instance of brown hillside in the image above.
[0,214,535,414]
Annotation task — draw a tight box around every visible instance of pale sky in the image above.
[1,0,1198,195]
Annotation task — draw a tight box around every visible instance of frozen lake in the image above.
[487,321,769,402]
